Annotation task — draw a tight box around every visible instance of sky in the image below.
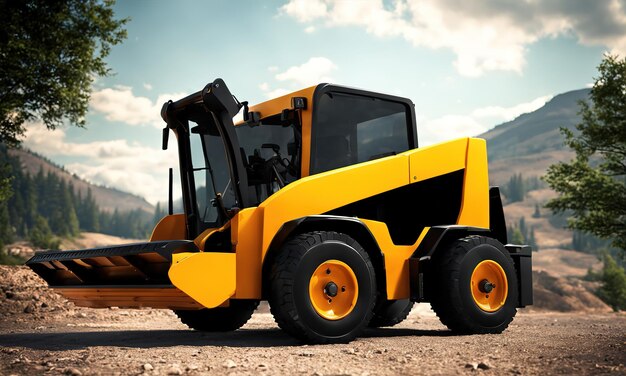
[21,0,626,204]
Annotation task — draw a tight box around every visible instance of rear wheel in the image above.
[268,231,377,343]
[430,236,518,334]
[368,299,415,328]
[174,299,259,332]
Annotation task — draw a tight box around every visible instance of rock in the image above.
[5,291,14,299]
[186,364,199,371]
[477,362,491,370]
[142,363,153,371]
[465,362,478,370]
[24,304,35,313]
[223,359,236,369]
[64,368,82,376]
[167,364,183,375]
[257,363,268,370]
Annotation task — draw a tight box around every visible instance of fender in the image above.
[263,215,386,297]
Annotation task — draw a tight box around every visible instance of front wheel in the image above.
[268,231,377,343]
[430,236,518,334]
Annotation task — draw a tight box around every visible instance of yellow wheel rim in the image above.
[309,260,359,320]
[470,260,508,312]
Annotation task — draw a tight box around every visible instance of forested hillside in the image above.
[480,88,614,256]
[0,146,162,250]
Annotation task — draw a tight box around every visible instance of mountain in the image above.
[8,148,154,215]
[479,88,594,251]
[482,88,590,185]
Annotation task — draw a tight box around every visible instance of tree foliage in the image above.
[544,54,626,252]
[0,147,159,252]
[597,253,626,311]
[0,0,127,146]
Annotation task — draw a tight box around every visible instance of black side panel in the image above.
[506,244,533,307]
[489,187,508,244]
[327,169,464,245]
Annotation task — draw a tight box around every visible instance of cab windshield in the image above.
[188,111,301,227]
[190,120,237,225]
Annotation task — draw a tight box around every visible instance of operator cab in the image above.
[163,80,417,237]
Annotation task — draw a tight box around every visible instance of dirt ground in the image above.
[1,266,625,376]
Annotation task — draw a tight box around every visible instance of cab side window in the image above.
[311,92,410,174]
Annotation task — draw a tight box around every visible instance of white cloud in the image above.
[280,0,626,76]
[275,57,337,87]
[471,95,552,122]
[420,114,487,145]
[419,94,552,145]
[143,83,153,90]
[265,88,291,99]
[304,26,316,33]
[22,121,178,204]
[259,57,338,99]
[281,0,328,22]
[90,87,185,128]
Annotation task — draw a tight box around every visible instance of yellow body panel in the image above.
[259,154,410,257]
[406,138,467,183]
[247,86,317,177]
[361,220,430,299]
[229,207,264,298]
[168,252,236,308]
[457,138,490,228]
[193,222,231,251]
[150,214,186,241]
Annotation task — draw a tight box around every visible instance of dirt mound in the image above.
[0,265,73,317]
[531,270,611,313]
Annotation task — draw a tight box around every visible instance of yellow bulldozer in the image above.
[27,79,532,343]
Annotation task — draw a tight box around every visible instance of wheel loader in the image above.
[26,79,532,343]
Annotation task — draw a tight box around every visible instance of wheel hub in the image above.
[324,282,339,297]
[478,279,495,293]
[470,260,508,312]
[309,260,359,320]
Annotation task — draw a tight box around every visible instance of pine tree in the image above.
[532,204,541,218]
[29,215,60,250]
[597,253,626,311]
[505,173,525,202]
[528,227,538,251]
[519,216,527,240]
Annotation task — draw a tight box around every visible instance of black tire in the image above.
[268,231,377,344]
[368,299,415,328]
[430,235,518,334]
[174,299,259,332]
